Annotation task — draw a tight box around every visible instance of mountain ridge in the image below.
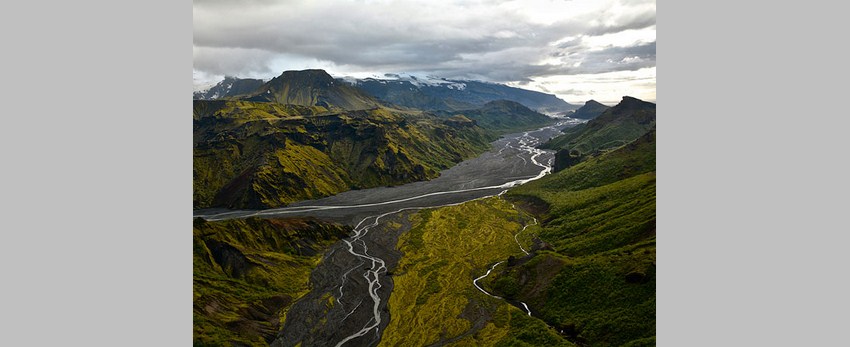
[542,96,656,171]
[194,76,266,100]
[239,69,383,111]
[193,69,577,114]
[434,99,557,133]
[350,76,577,114]
[193,100,496,209]
[570,99,610,120]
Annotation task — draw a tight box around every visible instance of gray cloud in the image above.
[193,0,656,86]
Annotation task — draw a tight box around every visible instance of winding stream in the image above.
[196,119,583,347]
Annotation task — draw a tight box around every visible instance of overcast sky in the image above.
[193,0,655,105]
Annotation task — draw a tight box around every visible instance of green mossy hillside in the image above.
[380,198,574,347]
[193,217,350,347]
[240,69,382,111]
[569,100,610,120]
[436,99,557,134]
[193,100,495,209]
[542,96,655,171]
[488,127,656,346]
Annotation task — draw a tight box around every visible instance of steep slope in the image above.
[193,100,495,209]
[241,69,382,111]
[350,77,476,111]
[480,129,656,346]
[194,76,266,100]
[570,100,610,120]
[435,99,556,134]
[351,76,576,113]
[193,217,350,347]
[381,131,654,346]
[542,96,655,171]
[377,130,655,347]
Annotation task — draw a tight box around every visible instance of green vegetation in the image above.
[569,100,610,120]
[193,217,349,346]
[437,100,557,134]
[542,96,655,171]
[193,78,656,345]
[489,125,656,346]
[380,198,573,347]
[193,70,568,210]
[240,69,381,111]
[193,100,495,209]
[354,77,576,114]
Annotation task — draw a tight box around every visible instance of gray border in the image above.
[662,0,848,345]
[5,0,847,345]
[1,0,189,344]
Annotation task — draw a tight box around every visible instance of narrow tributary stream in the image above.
[196,119,583,346]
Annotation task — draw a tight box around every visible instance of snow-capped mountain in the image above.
[339,73,577,114]
[193,76,266,100]
[192,71,577,114]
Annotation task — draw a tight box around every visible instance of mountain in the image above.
[570,99,610,120]
[348,75,577,114]
[193,100,495,209]
[193,217,350,346]
[194,76,265,100]
[240,69,382,111]
[435,99,556,133]
[489,128,656,346]
[542,96,656,171]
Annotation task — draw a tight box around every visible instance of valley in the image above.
[196,121,574,346]
[193,69,655,347]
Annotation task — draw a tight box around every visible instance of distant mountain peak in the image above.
[616,96,656,109]
[570,99,611,120]
[272,69,336,85]
[242,69,380,110]
[193,76,265,100]
[349,75,576,113]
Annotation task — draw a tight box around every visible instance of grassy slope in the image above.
[448,100,557,134]
[193,217,350,346]
[380,198,573,347]
[193,101,495,209]
[541,97,655,171]
[569,100,610,120]
[242,69,381,111]
[492,129,656,346]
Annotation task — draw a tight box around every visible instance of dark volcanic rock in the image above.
[571,100,610,120]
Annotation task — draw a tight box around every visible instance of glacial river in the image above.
[195,119,582,347]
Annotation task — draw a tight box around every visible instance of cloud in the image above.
[192,46,279,77]
[519,67,656,104]
[193,0,656,99]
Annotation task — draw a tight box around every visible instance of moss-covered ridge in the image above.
[569,100,610,120]
[484,128,656,346]
[193,100,495,209]
[380,198,574,347]
[193,217,350,347]
[436,99,557,134]
[240,69,382,111]
[542,96,655,171]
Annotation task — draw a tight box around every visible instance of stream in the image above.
[195,119,583,346]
